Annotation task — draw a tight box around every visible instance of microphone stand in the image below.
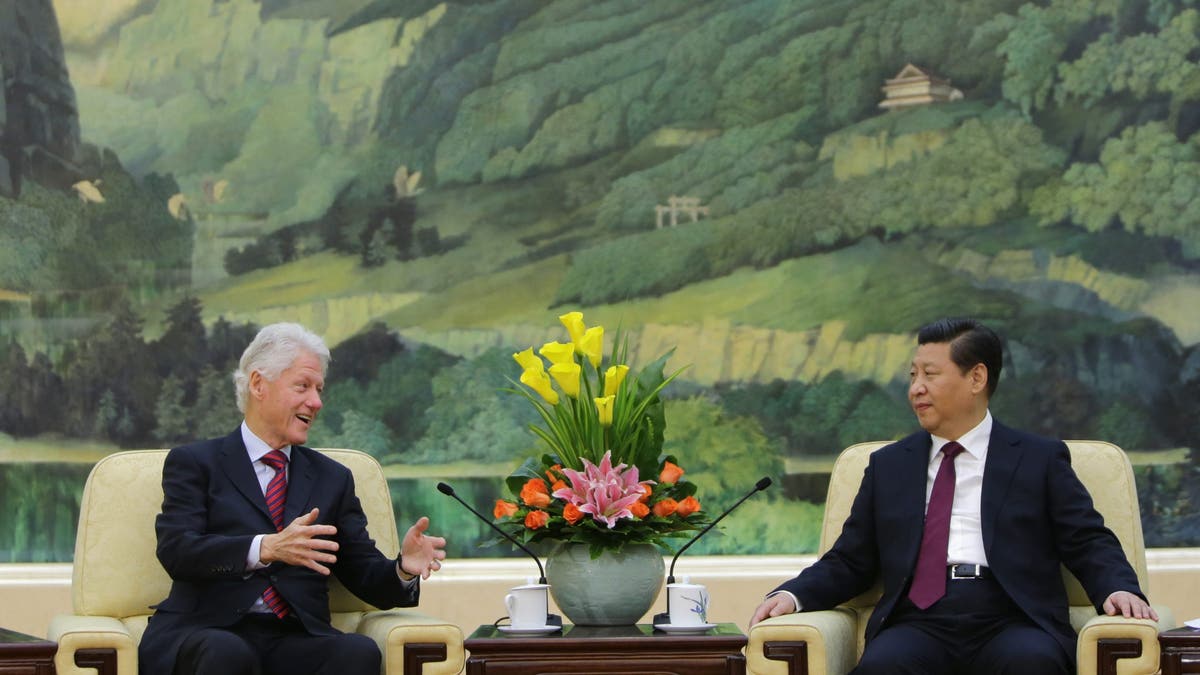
[436,482,547,584]
[655,476,773,626]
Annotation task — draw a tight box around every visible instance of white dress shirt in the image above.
[241,422,288,613]
[242,422,288,573]
[927,411,991,567]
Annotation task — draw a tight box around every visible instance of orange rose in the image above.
[525,510,549,530]
[652,498,678,518]
[637,482,654,503]
[520,478,552,508]
[659,461,684,484]
[493,499,519,519]
[545,464,562,482]
[676,495,701,518]
[563,503,584,525]
[630,501,650,518]
[551,479,568,493]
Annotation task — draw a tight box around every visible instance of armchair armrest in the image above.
[47,615,137,675]
[356,609,465,675]
[1075,608,1173,675]
[747,609,858,675]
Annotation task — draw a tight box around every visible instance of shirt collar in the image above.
[241,421,292,463]
[929,410,992,460]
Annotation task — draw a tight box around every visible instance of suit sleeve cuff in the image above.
[396,559,418,582]
[767,590,801,613]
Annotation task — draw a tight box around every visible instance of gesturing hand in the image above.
[260,508,339,575]
[399,516,447,580]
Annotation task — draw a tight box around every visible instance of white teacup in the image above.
[504,583,550,629]
[667,582,710,625]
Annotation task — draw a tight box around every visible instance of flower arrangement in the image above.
[493,311,706,556]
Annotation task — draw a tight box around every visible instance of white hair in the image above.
[233,323,331,412]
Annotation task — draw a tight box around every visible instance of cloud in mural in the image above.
[71,179,105,203]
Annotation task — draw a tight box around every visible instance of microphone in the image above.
[654,476,772,626]
[436,481,547,584]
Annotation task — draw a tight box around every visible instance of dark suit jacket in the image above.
[774,421,1144,660]
[138,430,418,674]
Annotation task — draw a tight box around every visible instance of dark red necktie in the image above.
[908,441,965,609]
[260,450,291,618]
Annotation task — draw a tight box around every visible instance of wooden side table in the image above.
[0,628,56,675]
[1161,627,1200,675]
[465,623,747,674]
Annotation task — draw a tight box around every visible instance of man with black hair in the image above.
[751,318,1155,675]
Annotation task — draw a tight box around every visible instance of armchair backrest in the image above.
[818,440,1148,612]
[71,448,399,620]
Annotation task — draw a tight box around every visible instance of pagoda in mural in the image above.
[878,63,963,110]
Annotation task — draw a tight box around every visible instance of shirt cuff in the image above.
[247,534,268,571]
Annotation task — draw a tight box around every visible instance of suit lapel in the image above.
[284,446,317,524]
[899,432,934,563]
[981,421,1024,557]
[218,429,273,523]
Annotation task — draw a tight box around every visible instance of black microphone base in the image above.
[651,611,671,627]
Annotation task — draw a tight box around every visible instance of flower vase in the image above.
[545,542,665,626]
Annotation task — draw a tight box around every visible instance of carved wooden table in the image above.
[0,628,56,675]
[465,623,746,674]
[1160,627,1200,674]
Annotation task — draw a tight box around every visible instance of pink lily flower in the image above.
[553,451,650,529]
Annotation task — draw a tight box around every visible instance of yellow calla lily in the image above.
[578,326,604,368]
[603,365,629,398]
[548,362,582,398]
[513,348,544,372]
[539,340,575,366]
[559,312,586,345]
[594,395,615,426]
[521,367,559,405]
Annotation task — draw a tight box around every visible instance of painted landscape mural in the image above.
[2,0,1199,563]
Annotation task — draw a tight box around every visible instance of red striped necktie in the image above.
[260,449,291,618]
[908,441,965,609]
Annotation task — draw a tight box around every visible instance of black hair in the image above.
[916,318,1002,397]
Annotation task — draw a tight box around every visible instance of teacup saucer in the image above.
[653,622,718,634]
[497,624,561,635]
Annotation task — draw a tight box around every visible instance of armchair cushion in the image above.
[747,610,857,675]
[359,609,466,675]
[47,615,137,675]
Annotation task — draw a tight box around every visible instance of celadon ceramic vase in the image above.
[545,542,665,626]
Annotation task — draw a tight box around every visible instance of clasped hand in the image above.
[260,508,339,575]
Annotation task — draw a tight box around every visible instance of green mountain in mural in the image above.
[4,0,1200,557]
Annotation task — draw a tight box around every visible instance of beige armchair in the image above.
[48,448,465,675]
[747,440,1173,675]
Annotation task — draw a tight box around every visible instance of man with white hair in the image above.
[139,323,446,675]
